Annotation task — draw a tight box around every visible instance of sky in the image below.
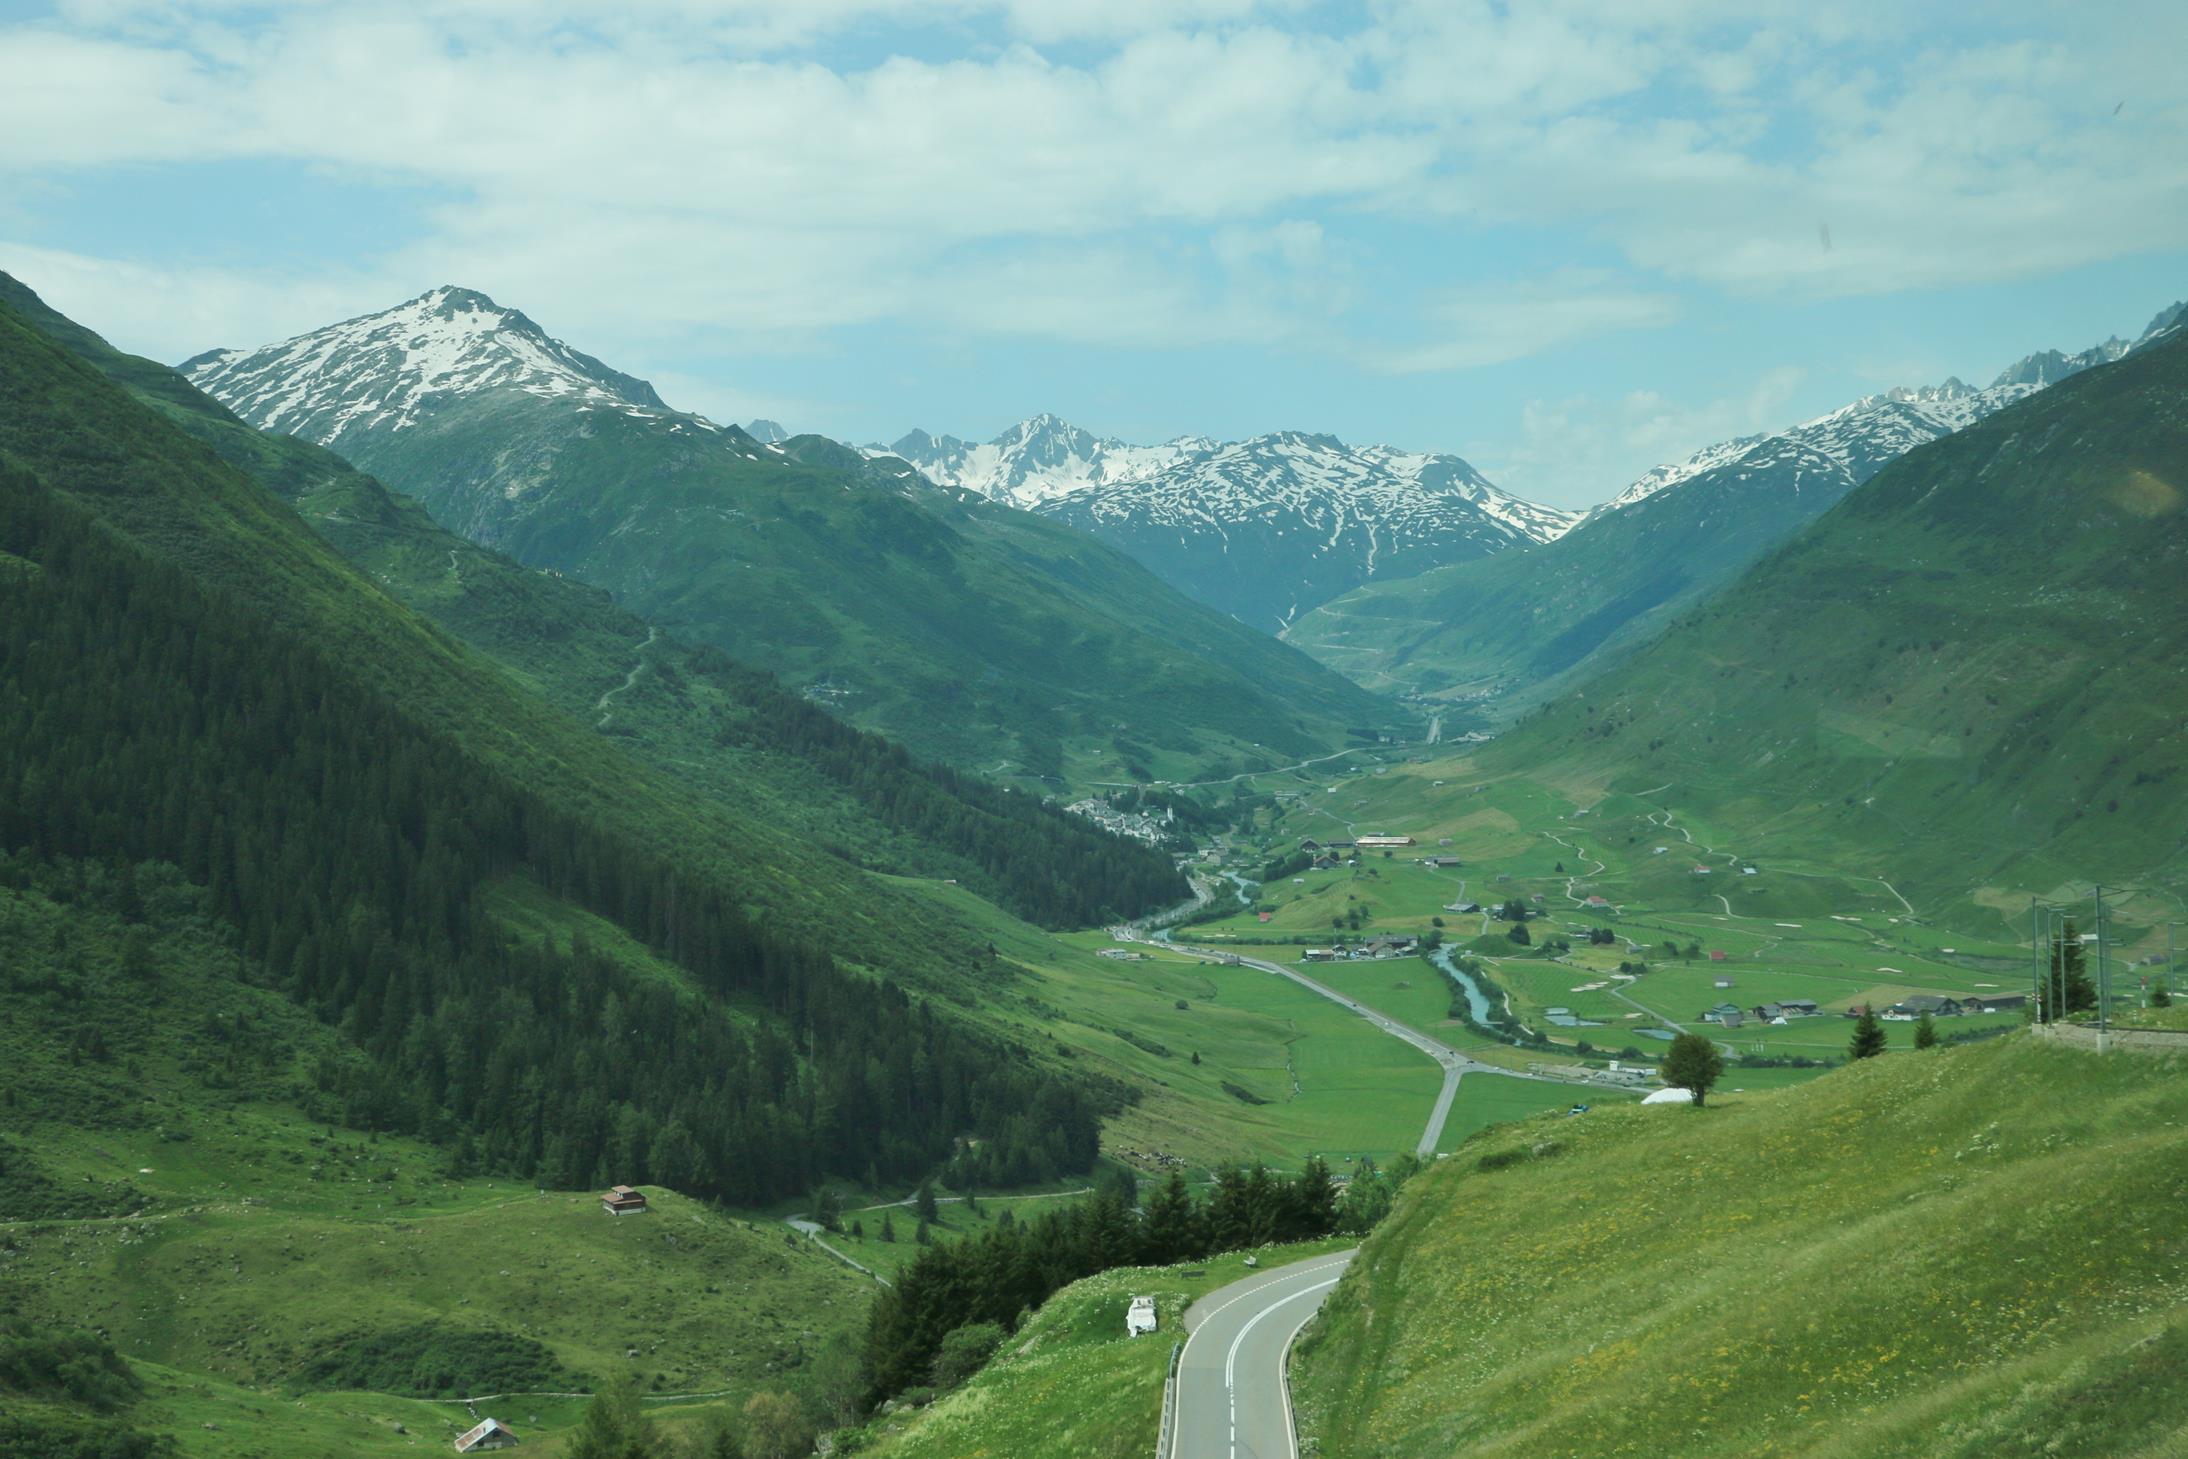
[2,1,2184,509]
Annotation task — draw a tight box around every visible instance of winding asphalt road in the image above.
[1169,1250,1356,1459]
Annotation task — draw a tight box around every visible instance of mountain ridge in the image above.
[874,412,1576,630]
[184,287,1401,785]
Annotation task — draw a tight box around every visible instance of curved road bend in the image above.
[1170,1250,1357,1459]
[1143,938,1589,1157]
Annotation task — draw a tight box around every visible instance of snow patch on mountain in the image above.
[1592,309,2180,521]
[184,286,679,445]
[873,414,1576,545]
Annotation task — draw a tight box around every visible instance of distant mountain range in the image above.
[868,415,1576,630]
[1286,303,2184,709]
[185,287,1400,785]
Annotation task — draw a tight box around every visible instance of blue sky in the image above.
[2,1,2184,507]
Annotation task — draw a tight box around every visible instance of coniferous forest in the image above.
[0,468,1103,1203]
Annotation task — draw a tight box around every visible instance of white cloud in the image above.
[4,0,2186,499]
[1482,365,1808,509]
[1363,271,1679,375]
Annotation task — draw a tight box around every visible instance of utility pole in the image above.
[2094,885,2109,1054]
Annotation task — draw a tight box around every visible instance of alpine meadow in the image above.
[3,6,2186,1458]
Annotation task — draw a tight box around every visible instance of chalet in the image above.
[1363,935,1419,958]
[1964,993,2027,1015]
[1299,838,1323,851]
[1312,855,1338,870]
[1450,901,1483,915]
[1302,948,1338,963]
[602,1185,648,1216]
[1692,865,1712,875]
[455,1418,520,1452]
[1357,834,1415,848]
[1701,1002,1744,1026]
[1708,950,1728,962]
[1713,976,1735,989]
[1883,995,1965,1022]
[1430,856,1464,868]
[1585,895,1610,907]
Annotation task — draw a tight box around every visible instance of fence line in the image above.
[1155,1337,1182,1459]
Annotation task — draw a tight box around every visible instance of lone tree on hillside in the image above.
[1661,1032,1725,1106]
[914,1178,940,1223]
[1849,1005,1887,1060]
[1507,922,1532,946]
[1913,1011,1940,1050]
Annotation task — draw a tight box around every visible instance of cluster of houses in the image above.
[1698,992,2028,1029]
[1880,993,2025,1021]
[1064,796,1174,846]
[1302,934,1420,963]
[1098,947,1150,962]
[1700,999,1822,1029]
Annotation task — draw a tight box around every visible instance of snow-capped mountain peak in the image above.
[1591,307,2182,522]
[872,414,1575,628]
[183,285,669,444]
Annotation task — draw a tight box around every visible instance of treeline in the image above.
[0,475,1101,1203]
[863,1158,1414,1401]
[710,654,1186,927]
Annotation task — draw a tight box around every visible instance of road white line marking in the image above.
[1224,1278,1342,1459]
[1171,1256,1355,1459]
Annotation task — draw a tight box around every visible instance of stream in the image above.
[1429,946,1498,1024]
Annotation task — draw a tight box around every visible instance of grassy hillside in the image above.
[1477,327,2188,927]
[1287,439,1857,710]
[1294,1033,2188,1458]
[0,271,1185,932]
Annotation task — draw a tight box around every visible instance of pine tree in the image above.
[1913,1011,1939,1049]
[1849,1005,1887,1060]
[880,1212,895,1243]
[914,1178,939,1223]
[2048,921,2097,1018]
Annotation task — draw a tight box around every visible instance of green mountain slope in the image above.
[0,272,1186,930]
[0,288,1106,1208]
[1286,437,1858,707]
[1294,1033,2188,1458]
[184,288,1401,786]
[1288,309,2181,715]
[1478,324,2188,922]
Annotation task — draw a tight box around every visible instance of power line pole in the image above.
[2094,885,2109,1053]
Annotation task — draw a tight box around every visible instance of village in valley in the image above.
[1088,744,2170,1101]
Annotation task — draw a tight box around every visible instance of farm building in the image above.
[1964,993,2027,1014]
[1585,895,1610,907]
[1708,950,1728,962]
[1713,976,1735,989]
[1778,999,1821,1017]
[1357,834,1415,848]
[455,1418,520,1452]
[1884,995,1965,1021]
[1302,948,1338,963]
[1098,948,1148,961]
[602,1185,648,1216]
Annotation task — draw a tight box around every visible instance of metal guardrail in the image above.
[1155,1337,1182,1459]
